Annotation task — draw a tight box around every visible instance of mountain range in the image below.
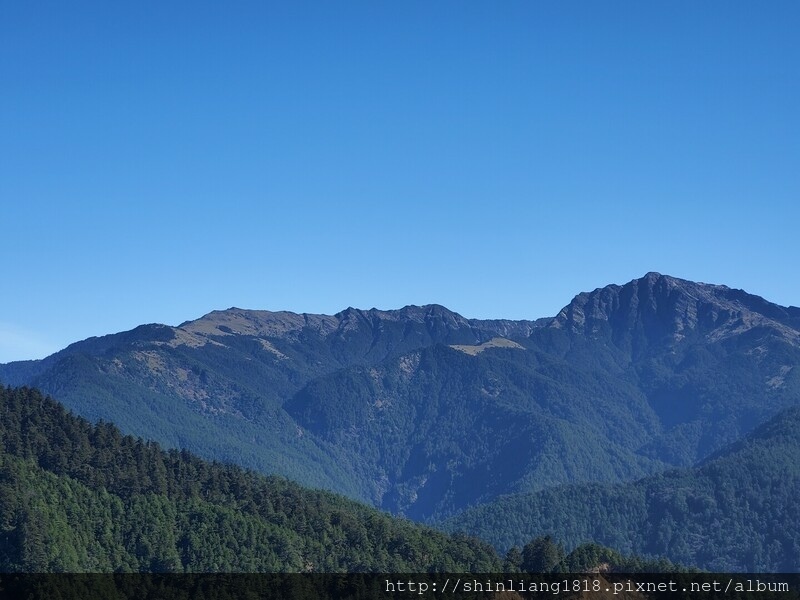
[2,272,799,570]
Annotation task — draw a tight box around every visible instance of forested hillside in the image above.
[0,386,500,572]
[444,406,800,572]
[286,342,669,519]
[0,306,540,506]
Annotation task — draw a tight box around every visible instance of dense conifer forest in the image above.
[0,386,684,574]
[446,406,800,572]
[0,386,501,572]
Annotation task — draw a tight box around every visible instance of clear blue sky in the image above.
[2,1,799,363]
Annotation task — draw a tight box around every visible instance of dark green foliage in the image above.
[558,542,683,573]
[286,343,670,519]
[444,406,800,572]
[502,546,522,572]
[0,386,501,573]
[499,536,683,574]
[521,535,565,573]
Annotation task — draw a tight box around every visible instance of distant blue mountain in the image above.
[2,273,799,568]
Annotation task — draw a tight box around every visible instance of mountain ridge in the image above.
[1,272,798,525]
[5,272,797,372]
[551,272,800,351]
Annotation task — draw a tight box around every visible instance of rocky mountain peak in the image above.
[551,273,800,349]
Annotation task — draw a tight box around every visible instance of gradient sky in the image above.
[2,1,799,363]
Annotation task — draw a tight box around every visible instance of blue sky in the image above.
[2,1,799,363]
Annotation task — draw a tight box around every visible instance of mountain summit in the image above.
[551,272,800,356]
[1,274,798,519]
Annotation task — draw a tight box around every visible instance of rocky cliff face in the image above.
[551,272,800,357]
